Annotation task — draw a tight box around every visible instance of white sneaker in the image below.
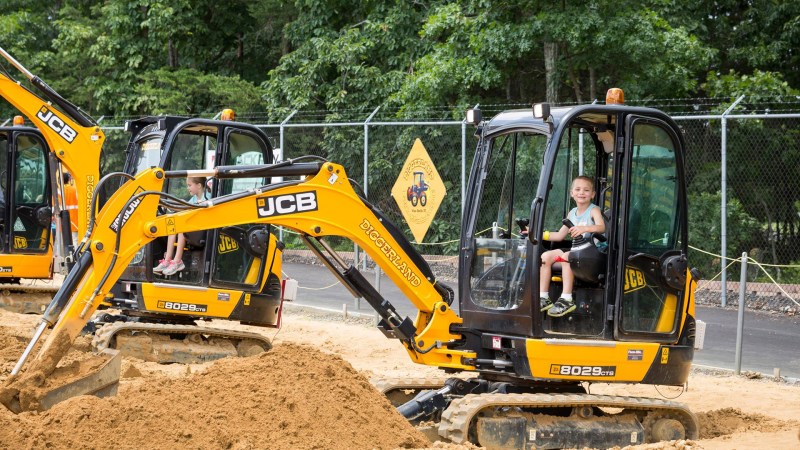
[162,260,186,276]
[153,259,170,274]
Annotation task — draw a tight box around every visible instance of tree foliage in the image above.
[2,1,797,115]
[2,1,800,262]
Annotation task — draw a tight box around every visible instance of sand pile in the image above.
[0,342,429,450]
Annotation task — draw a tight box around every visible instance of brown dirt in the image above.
[1,307,799,450]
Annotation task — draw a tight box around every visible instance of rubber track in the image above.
[439,392,700,444]
[372,377,448,395]
[0,284,60,294]
[92,322,272,352]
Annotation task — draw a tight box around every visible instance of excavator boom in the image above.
[0,46,103,238]
[0,158,475,412]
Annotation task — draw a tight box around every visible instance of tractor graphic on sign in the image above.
[406,171,429,207]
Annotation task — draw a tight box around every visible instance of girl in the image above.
[154,176,210,276]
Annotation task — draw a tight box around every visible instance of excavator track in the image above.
[372,377,449,407]
[439,392,699,448]
[92,322,272,364]
[0,284,59,314]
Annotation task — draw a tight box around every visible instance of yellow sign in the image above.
[390,139,446,243]
[166,218,176,235]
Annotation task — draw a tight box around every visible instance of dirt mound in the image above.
[0,343,429,450]
[697,407,792,438]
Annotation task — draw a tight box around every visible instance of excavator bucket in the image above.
[1,349,121,413]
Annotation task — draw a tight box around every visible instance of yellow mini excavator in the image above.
[0,47,284,363]
[2,88,700,449]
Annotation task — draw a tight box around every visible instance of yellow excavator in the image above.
[2,88,700,448]
[0,47,284,362]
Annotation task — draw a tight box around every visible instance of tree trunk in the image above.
[544,41,558,104]
[562,44,582,103]
[760,199,780,281]
[589,67,596,101]
[168,37,178,68]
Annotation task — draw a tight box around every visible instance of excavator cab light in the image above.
[533,103,551,120]
[466,108,482,125]
[12,115,24,126]
[606,88,625,105]
[221,109,235,121]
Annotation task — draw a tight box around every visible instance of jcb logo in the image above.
[218,234,239,254]
[36,106,77,143]
[256,191,318,218]
[623,267,646,293]
[13,236,27,249]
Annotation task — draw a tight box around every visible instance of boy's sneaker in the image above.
[162,260,185,276]
[153,259,170,274]
[539,296,554,312]
[547,297,576,317]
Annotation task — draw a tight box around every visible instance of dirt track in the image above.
[0,305,798,449]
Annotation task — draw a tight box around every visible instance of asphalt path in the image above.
[282,262,800,379]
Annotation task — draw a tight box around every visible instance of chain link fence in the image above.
[97,99,800,314]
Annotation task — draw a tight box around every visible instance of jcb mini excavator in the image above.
[2,88,700,449]
[0,47,283,363]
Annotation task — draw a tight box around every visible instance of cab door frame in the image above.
[8,129,52,256]
[207,125,275,291]
[614,114,688,343]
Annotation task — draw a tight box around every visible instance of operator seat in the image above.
[550,209,610,286]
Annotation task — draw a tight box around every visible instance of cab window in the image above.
[469,131,547,310]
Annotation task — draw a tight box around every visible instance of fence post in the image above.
[355,107,381,273]
[720,95,745,307]
[735,251,748,375]
[278,110,297,242]
[461,119,466,218]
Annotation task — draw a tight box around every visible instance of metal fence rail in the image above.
[98,103,800,312]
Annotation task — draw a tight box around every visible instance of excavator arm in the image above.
[1,158,475,411]
[0,46,104,238]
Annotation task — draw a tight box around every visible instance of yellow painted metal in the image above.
[0,73,103,238]
[526,339,663,382]
[0,253,52,278]
[655,293,678,332]
[140,283,241,318]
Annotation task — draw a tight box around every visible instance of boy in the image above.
[539,176,605,317]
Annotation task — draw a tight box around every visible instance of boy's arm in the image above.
[566,208,606,238]
[589,207,606,233]
[545,224,570,242]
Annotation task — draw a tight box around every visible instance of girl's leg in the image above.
[174,233,186,262]
[164,234,177,261]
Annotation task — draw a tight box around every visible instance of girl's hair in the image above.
[187,176,211,194]
[187,176,206,186]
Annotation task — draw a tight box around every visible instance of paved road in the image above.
[282,262,800,379]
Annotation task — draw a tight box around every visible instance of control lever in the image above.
[516,217,529,234]
[563,218,607,244]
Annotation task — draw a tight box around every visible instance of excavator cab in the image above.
[0,125,53,281]
[461,89,693,373]
[102,115,284,335]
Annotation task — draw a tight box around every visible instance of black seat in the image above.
[183,231,206,249]
[550,209,609,285]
